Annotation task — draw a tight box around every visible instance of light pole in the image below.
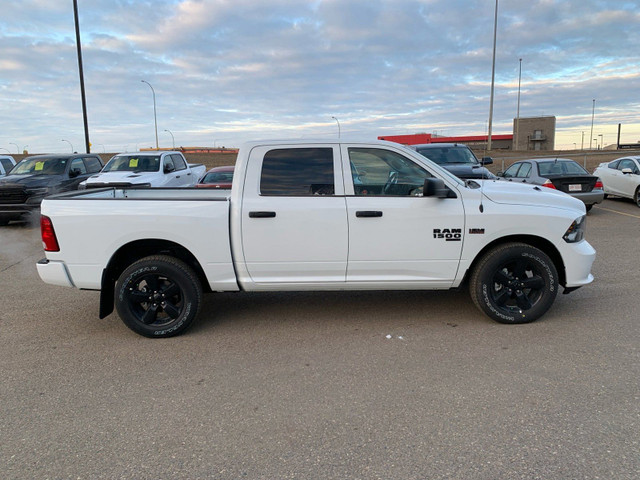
[0,147,11,153]
[164,129,175,149]
[581,131,585,150]
[9,142,19,153]
[573,143,577,150]
[73,0,90,153]
[98,143,105,153]
[62,139,74,152]
[589,99,595,149]
[598,134,603,150]
[331,116,341,138]
[594,138,598,150]
[141,80,159,150]
[514,57,522,150]
[487,0,499,151]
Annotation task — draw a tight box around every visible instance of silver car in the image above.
[497,158,604,211]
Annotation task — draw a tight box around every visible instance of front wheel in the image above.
[634,187,640,208]
[469,243,558,324]
[115,255,202,338]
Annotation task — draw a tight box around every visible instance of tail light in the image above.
[542,179,556,189]
[40,215,60,252]
[594,178,603,189]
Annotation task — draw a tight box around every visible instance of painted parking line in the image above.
[595,205,640,219]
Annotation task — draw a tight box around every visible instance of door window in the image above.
[164,156,175,172]
[171,154,187,171]
[348,148,431,196]
[618,159,639,174]
[83,157,102,173]
[70,158,87,175]
[502,163,521,178]
[0,158,13,173]
[516,162,532,178]
[260,148,335,195]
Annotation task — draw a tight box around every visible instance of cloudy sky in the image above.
[1,0,639,154]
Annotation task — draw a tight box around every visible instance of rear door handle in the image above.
[356,211,383,218]
[249,211,276,218]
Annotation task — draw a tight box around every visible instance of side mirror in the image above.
[621,168,633,175]
[69,168,81,178]
[480,156,493,165]
[496,171,504,177]
[423,178,451,198]
[164,164,175,174]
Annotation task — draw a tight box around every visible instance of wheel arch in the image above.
[99,239,210,319]
[463,235,566,287]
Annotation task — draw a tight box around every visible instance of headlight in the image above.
[563,215,586,243]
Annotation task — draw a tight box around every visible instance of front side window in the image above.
[502,163,521,178]
[84,157,103,173]
[349,148,431,196]
[0,158,13,173]
[171,154,187,171]
[516,162,532,178]
[260,148,334,196]
[618,159,639,174]
[70,158,87,175]
[417,146,478,165]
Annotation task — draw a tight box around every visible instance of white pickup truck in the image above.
[37,139,595,337]
[80,151,206,189]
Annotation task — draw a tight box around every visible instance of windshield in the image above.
[417,146,479,165]
[103,155,160,173]
[202,171,234,183]
[538,161,588,176]
[10,157,67,175]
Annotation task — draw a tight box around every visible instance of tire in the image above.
[469,243,558,324]
[0,216,10,226]
[115,255,202,338]
[635,187,640,208]
[585,204,593,212]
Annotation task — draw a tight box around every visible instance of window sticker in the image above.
[35,161,45,171]
[129,158,139,168]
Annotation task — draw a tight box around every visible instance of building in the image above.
[378,133,514,150]
[513,116,556,151]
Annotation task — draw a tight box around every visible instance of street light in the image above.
[141,80,159,150]
[487,0,499,151]
[514,57,522,150]
[62,139,74,152]
[164,129,175,149]
[22,145,28,153]
[331,116,341,138]
[9,142,19,153]
[97,143,105,153]
[598,134,603,150]
[0,147,11,153]
[589,99,595,149]
[594,138,598,150]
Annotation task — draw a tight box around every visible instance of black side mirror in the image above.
[496,171,504,177]
[69,168,81,178]
[164,164,175,174]
[480,156,493,165]
[423,178,451,198]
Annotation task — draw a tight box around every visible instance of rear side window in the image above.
[84,157,102,173]
[260,148,334,195]
[516,162,531,178]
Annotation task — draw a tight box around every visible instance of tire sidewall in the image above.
[115,256,201,338]
[472,244,558,324]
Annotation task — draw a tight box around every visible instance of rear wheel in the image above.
[115,255,202,338]
[585,204,593,212]
[634,187,640,208]
[470,243,558,324]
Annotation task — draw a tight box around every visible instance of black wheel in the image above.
[634,187,640,208]
[115,255,202,338]
[585,204,593,212]
[0,216,10,226]
[470,243,558,324]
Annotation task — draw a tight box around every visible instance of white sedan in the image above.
[593,155,640,207]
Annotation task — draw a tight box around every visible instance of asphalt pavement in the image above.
[1,198,638,479]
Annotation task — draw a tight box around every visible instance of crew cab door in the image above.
[341,145,464,286]
[239,144,348,284]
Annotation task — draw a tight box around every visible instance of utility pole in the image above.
[589,99,595,149]
[487,0,499,151]
[514,57,522,150]
[73,0,91,153]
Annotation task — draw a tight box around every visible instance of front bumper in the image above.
[562,240,596,288]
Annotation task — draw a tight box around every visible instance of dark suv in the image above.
[412,143,495,179]
[0,154,103,225]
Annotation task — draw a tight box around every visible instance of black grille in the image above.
[0,186,27,204]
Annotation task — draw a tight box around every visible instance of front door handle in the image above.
[249,211,276,218]
[356,211,383,218]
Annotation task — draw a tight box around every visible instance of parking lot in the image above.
[1,198,639,479]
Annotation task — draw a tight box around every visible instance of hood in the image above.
[0,173,63,188]
[84,171,156,185]
[443,164,495,179]
[479,180,585,212]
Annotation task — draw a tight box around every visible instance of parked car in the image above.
[0,154,103,225]
[412,143,495,179]
[37,139,594,337]
[593,156,640,207]
[497,158,604,211]
[80,151,206,189]
[196,166,234,188]
[0,155,17,177]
